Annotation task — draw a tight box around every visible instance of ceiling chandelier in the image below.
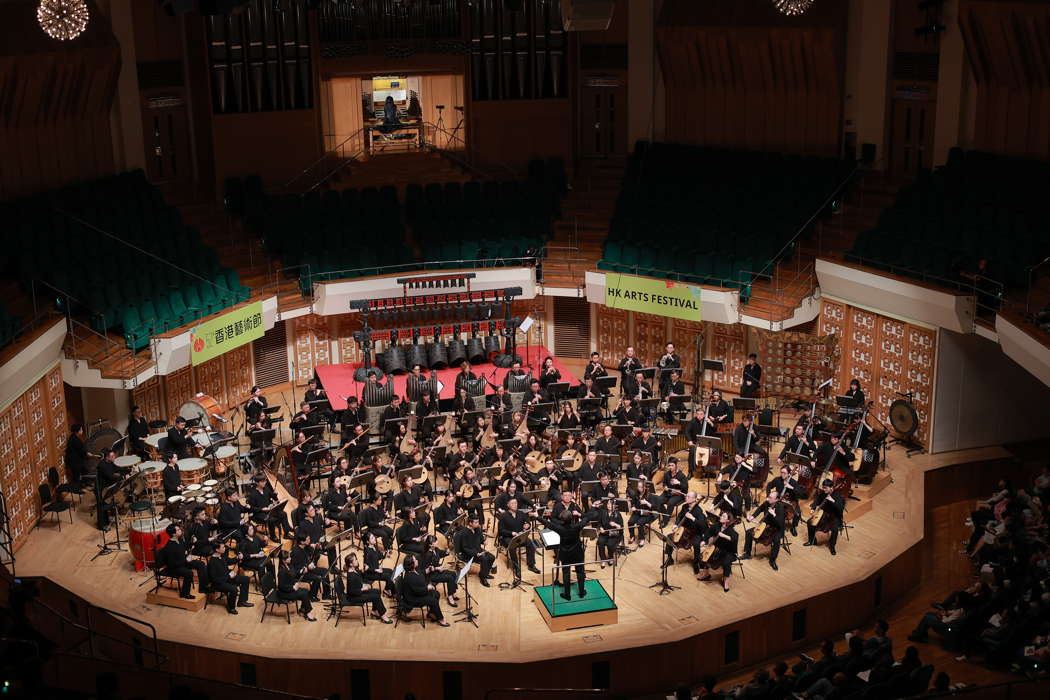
[37,0,90,41]
[773,0,814,17]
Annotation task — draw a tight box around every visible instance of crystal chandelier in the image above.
[37,0,90,41]
[773,0,814,17]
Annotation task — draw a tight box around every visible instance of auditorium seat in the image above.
[598,142,852,298]
[847,148,1049,294]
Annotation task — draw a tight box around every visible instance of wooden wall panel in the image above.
[291,316,332,386]
[163,366,194,423]
[671,319,705,388]
[333,314,363,364]
[819,300,937,445]
[595,306,628,368]
[709,322,746,393]
[131,376,165,426]
[633,313,668,368]
[24,380,51,491]
[222,345,255,406]
[193,356,227,408]
[45,367,67,471]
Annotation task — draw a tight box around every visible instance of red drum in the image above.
[129,518,171,571]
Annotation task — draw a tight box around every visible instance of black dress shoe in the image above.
[559,592,571,601]
[829,547,837,556]
[479,579,491,587]
[238,602,255,608]
[803,541,815,547]
[180,594,195,600]
[740,553,752,561]
[770,561,779,571]
[527,565,541,574]
[227,608,239,615]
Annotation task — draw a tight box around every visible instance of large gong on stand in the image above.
[888,391,924,456]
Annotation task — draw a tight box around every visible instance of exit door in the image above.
[889,97,935,178]
[580,81,626,158]
[141,95,193,196]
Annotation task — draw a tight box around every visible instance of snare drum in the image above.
[177,457,208,485]
[144,432,168,459]
[214,445,237,475]
[129,518,171,571]
[115,455,141,471]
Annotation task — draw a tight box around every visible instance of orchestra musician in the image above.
[161,452,182,500]
[238,523,269,575]
[656,342,681,394]
[662,370,688,421]
[494,479,532,515]
[779,424,817,465]
[622,370,652,403]
[845,378,866,408]
[95,449,132,530]
[361,531,396,596]
[406,364,428,399]
[186,505,219,556]
[613,396,641,426]
[556,402,580,431]
[740,353,762,398]
[205,542,252,615]
[454,514,496,586]
[626,450,654,482]
[128,405,150,457]
[344,552,393,623]
[713,479,743,518]
[433,491,464,536]
[534,457,564,501]
[396,506,429,556]
[583,351,608,381]
[503,360,530,390]
[290,401,319,433]
[593,423,623,477]
[64,424,90,487]
[767,465,803,536]
[539,356,561,389]
[804,479,845,555]
[630,426,661,465]
[401,554,450,626]
[696,510,738,592]
[628,480,658,546]
[392,474,431,529]
[217,488,251,540]
[358,493,394,550]
[362,372,387,408]
[454,361,477,396]
[323,476,357,533]
[596,497,625,567]
[245,386,268,423]
[661,457,689,527]
[380,395,409,442]
[741,490,786,570]
[304,377,334,430]
[617,347,643,390]
[587,472,617,520]
[420,536,459,608]
[707,390,732,425]
[415,390,437,423]
[290,533,331,601]
[247,414,275,469]
[727,414,767,477]
[246,473,292,541]
[498,497,540,578]
[340,423,369,465]
[159,523,207,599]
[486,384,513,432]
[575,377,604,430]
[167,416,193,459]
[814,432,856,481]
[537,507,588,600]
[662,491,707,574]
[277,549,316,621]
[341,396,363,432]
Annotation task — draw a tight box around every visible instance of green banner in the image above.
[190,301,264,365]
[604,273,702,322]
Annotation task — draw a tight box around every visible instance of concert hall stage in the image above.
[315,345,579,409]
[533,580,618,632]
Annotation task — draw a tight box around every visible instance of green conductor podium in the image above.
[532,579,618,632]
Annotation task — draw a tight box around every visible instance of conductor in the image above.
[538,509,587,601]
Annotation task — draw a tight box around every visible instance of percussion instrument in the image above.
[466,337,486,365]
[115,455,141,470]
[446,339,467,367]
[140,461,164,491]
[164,495,187,520]
[178,394,226,431]
[427,341,448,370]
[129,518,171,571]
[184,483,202,494]
[406,343,428,371]
[382,345,407,375]
[204,498,220,518]
[87,426,123,458]
[144,432,168,458]
[214,445,237,475]
[178,458,208,485]
[202,479,219,492]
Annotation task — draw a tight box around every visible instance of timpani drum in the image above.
[163,495,186,521]
[140,461,165,491]
[129,518,171,571]
[204,498,220,518]
[177,457,208,485]
[115,455,141,471]
[183,483,202,494]
[144,432,168,459]
[214,445,237,475]
[178,394,226,431]
[202,479,219,490]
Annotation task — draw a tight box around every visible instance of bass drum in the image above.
[178,394,225,431]
[86,427,124,474]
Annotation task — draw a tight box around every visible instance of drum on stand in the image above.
[115,455,141,471]
[129,518,171,571]
[178,458,208,485]
[144,432,168,460]
[163,495,187,521]
[86,427,123,474]
[178,394,227,432]
[204,498,220,519]
[139,459,164,491]
[213,445,238,476]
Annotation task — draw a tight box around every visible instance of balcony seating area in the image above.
[5,170,248,351]
[227,159,565,293]
[0,304,23,349]
[598,142,854,299]
[847,148,1049,291]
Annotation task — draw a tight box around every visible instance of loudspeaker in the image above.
[561,0,616,31]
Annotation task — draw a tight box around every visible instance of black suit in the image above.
[402,569,443,620]
[218,501,250,539]
[64,434,88,484]
[540,516,587,598]
[806,492,844,550]
[159,539,207,594]
[743,501,786,564]
[345,570,385,616]
[207,556,249,611]
[454,526,495,579]
[167,426,192,459]
[277,562,311,614]
[740,363,762,398]
[162,464,181,499]
[498,510,536,575]
[128,416,150,454]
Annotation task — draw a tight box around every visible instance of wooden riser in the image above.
[146,587,206,612]
[532,593,618,633]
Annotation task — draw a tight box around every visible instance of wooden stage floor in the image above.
[16,415,1011,664]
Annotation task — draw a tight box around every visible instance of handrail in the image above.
[303,141,369,194]
[842,254,1005,311]
[907,677,1046,699]
[422,120,521,181]
[279,126,367,192]
[86,603,163,667]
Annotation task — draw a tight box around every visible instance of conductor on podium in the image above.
[538,509,587,601]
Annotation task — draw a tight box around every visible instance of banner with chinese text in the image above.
[190,302,264,365]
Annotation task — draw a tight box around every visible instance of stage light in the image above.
[38,0,90,40]
[773,0,814,17]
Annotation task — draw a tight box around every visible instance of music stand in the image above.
[554,458,575,473]
[420,414,445,436]
[301,425,325,440]
[647,526,681,595]
[522,489,548,504]
[638,367,657,381]
[498,530,535,591]
[733,397,757,411]
[594,376,617,395]
[699,359,725,402]
[363,445,386,464]
[92,480,129,559]
[546,382,570,410]
[462,410,486,428]
[497,438,520,452]
[453,557,479,627]
[577,397,604,417]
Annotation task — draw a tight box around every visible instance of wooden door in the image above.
[889,97,935,178]
[141,95,193,195]
[580,81,626,158]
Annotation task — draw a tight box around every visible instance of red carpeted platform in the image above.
[316,346,579,410]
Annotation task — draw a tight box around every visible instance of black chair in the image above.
[328,576,368,627]
[259,571,296,624]
[393,575,425,628]
[150,548,179,594]
[49,466,81,506]
[38,483,72,530]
